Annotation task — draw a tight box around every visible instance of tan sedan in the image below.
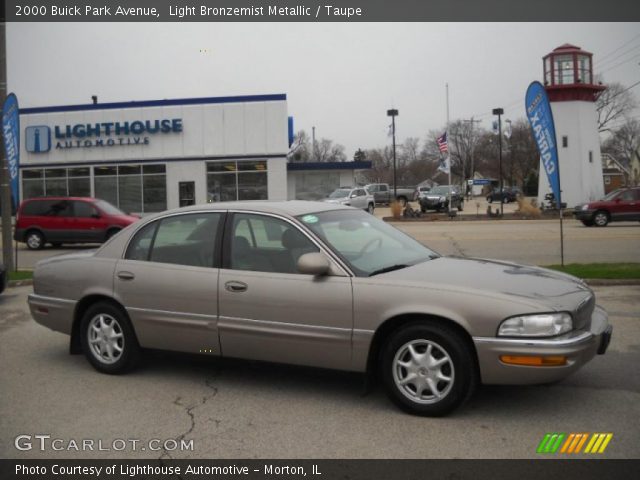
[28,201,612,415]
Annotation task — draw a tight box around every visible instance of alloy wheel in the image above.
[87,313,124,365]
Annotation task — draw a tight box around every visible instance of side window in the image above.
[357,189,366,197]
[148,213,221,267]
[619,190,634,201]
[46,200,72,217]
[230,214,319,274]
[368,185,378,193]
[380,185,388,192]
[634,190,640,201]
[73,201,97,218]
[125,221,158,261]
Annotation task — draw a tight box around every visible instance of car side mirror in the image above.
[297,252,331,276]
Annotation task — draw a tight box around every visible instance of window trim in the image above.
[122,210,226,269]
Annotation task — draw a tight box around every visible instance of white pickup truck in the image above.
[365,183,415,206]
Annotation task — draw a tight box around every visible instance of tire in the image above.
[25,230,45,250]
[367,203,375,214]
[593,211,609,227]
[80,301,141,374]
[458,202,464,212]
[420,207,426,213]
[581,220,594,227]
[487,196,493,204]
[380,322,477,416]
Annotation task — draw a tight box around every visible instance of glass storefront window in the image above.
[293,172,341,200]
[93,163,166,214]
[21,167,90,199]
[206,160,268,202]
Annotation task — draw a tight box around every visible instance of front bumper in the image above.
[473,305,611,385]
[573,209,595,221]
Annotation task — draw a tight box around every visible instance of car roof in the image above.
[158,200,351,218]
[22,196,96,203]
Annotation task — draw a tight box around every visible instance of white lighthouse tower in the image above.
[537,44,606,207]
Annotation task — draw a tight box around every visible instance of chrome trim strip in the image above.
[473,331,594,347]
[28,293,76,305]
[126,306,217,321]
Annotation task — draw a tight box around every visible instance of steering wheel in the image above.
[357,237,383,258]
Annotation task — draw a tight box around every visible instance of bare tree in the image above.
[596,81,638,133]
[602,118,640,184]
[287,130,311,163]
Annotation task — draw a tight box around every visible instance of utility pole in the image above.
[492,108,504,216]
[463,117,481,198]
[387,109,398,199]
[0,21,14,271]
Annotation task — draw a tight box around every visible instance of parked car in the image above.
[0,263,6,294]
[486,187,520,204]
[419,185,464,212]
[14,197,140,250]
[365,183,415,206]
[29,201,612,416]
[573,187,640,226]
[323,187,375,213]
[414,186,431,202]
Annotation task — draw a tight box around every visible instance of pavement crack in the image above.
[443,232,467,257]
[159,372,220,465]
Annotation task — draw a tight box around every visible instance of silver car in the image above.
[323,187,375,213]
[29,201,612,416]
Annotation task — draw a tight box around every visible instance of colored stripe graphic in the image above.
[537,433,565,453]
[540,433,612,454]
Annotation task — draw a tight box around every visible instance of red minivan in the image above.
[15,197,139,249]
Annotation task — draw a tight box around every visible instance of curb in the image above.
[8,279,34,288]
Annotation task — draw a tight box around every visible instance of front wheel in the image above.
[80,301,141,374]
[593,211,609,227]
[367,203,375,214]
[25,230,45,250]
[380,322,477,416]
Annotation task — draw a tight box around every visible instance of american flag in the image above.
[436,132,448,153]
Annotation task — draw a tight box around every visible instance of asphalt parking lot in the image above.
[1,284,639,459]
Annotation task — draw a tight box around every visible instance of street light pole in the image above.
[492,108,504,216]
[387,109,398,199]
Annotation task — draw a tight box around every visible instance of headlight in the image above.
[581,204,589,211]
[498,313,573,337]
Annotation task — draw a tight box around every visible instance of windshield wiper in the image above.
[369,264,409,277]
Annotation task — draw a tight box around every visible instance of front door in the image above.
[114,212,223,355]
[179,181,196,207]
[218,212,353,370]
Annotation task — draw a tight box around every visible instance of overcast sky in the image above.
[7,23,640,155]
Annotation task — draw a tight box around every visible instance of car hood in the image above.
[379,256,592,312]
[323,198,347,203]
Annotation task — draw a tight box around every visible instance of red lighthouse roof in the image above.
[543,43,605,102]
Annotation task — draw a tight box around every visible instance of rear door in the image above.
[218,212,353,370]
[114,211,224,354]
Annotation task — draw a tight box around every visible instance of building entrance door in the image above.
[179,181,196,207]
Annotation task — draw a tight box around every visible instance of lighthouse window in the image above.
[554,55,574,85]
[577,55,591,84]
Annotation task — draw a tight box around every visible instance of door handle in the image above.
[225,281,248,293]
[117,271,135,280]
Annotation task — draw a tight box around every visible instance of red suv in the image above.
[573,187,640,227]
[15,197,139,249]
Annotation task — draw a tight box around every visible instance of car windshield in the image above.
[297,209,439,276]
[328,189,351,198]
[430,186,451,195]
[95,199,126,216]
[601,190,622,201]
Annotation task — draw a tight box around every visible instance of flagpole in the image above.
[446,83,452,214]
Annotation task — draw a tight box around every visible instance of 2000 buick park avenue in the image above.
[28,201,612,415]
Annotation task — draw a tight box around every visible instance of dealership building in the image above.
[18,94,370,214]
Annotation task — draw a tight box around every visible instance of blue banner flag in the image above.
[2,93,20,210]
[525,81,561,207]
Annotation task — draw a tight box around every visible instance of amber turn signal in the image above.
[500,355,567,366]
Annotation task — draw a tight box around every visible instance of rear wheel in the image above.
[80,301,141,374]
[25,230,45,250]
[593,211,609,227]
[380,322,477,416]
